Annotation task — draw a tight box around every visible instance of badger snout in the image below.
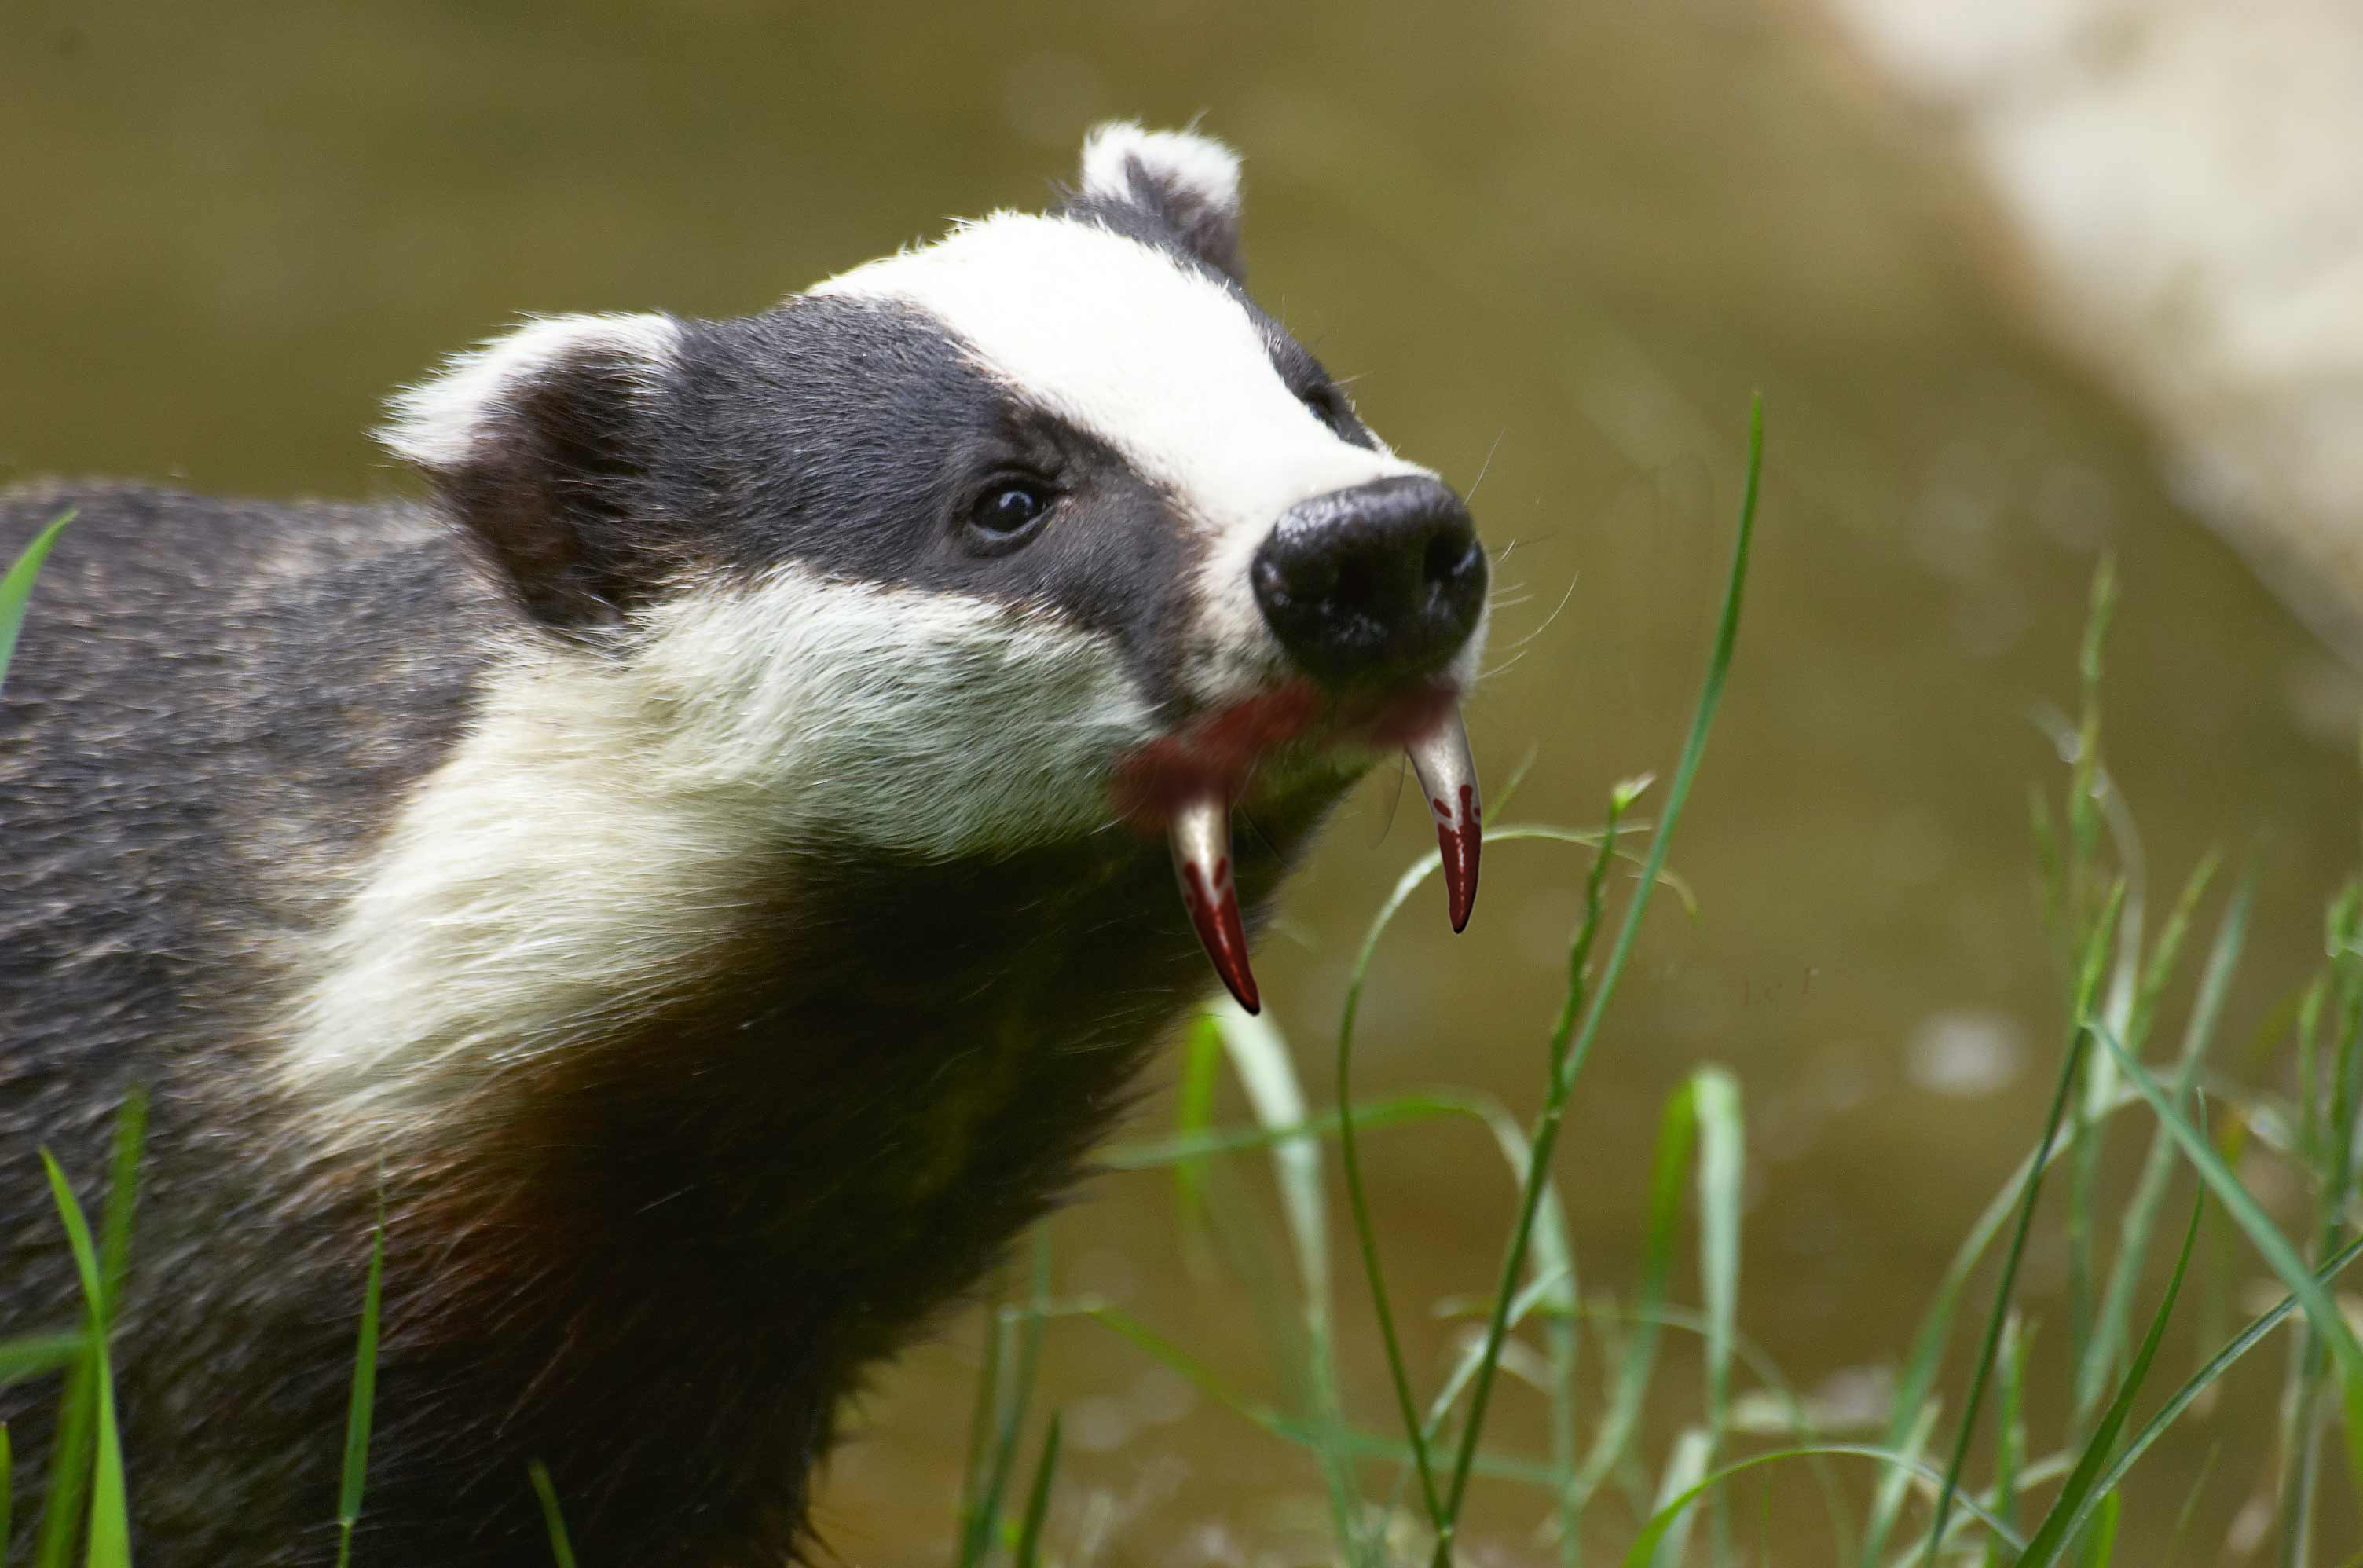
[1251,474,1487,691]
[1153,475,1489,1019]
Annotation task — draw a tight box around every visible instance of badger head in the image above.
[380,123,1486,1013]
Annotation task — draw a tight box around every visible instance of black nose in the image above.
[1251,475,1487,689]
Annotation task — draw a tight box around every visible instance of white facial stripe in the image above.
[814,214,1431,701]
[284,569,1154,1115]
[815,214,1420,529]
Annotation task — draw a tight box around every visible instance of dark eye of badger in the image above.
[969,479,1053,541]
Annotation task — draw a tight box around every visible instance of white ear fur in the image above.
[378,313,681,472]
[1079,121,1242,222]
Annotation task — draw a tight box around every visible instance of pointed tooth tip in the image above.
[1168,792,1261,1013]
[1405,705,1482,936]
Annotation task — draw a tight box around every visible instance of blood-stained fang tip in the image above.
[1168,791,1260,1013]
[1407,706,1482,933]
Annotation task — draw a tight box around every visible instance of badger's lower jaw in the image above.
[1115,686,1483,1012]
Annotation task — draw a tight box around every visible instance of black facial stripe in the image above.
[1244,304,1379,452]
[665,298,1213,715]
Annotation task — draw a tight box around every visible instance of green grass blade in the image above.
[32,1368,94,1567]
[1064,1304,1569,1491]
[1861,1090,2142,1564]
[955,1273,1007,1566]
[2079,862,2251,1423]
[1984,1313,2029,1568]
[334,1194,387,1568]
[1334,860,1473,1537]
[92,1096,145,1335]
[4,1420,13,1567]
[526,1462,577,1568]
[1327,826,1654,1543]
[31,1094,143,1568]
[2076,1230,2363,1514]
[1922,885,2120,1566]
[35,1154,127,1568]
[0,511,74,698]
[89,1096,145,1568]
[965,1232,1053,1565]
[1866,1401,1940,1563]
[0,1335,86,1387]
[1013,1412,1062,1568]
[1107,1090,1498,1168]
[1439,398,1764,1560]
[2090,1021,2363,1464]
[1172,1016,1223,1244]
[1646,1429,1709,1568]
[1621,1443,2028,1568]
[82,1376,124,1568]
[1209,1004,1367,1554]
[1690,1068,1742,1567]
[2018,1191,2203,1566]
[1210,1006,1333,1345]
[2078,1490,2119,1567]
[1571,1075,1696,1510]
[1423,1288,1852,1558]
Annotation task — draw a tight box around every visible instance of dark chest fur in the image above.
[1,486,1331,1565]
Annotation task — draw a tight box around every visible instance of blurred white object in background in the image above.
[1816,0,2363,662]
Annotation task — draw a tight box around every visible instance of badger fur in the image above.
[0,124,1489,1564]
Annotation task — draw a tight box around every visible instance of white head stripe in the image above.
[812,214,1426,530]
[812,214,1428,699]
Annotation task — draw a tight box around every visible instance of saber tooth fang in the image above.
[1407,705,1482,933]
[1167,790,1260,1013]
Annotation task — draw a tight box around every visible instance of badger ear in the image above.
[379,313,683,632]
[1076,121,1246,284]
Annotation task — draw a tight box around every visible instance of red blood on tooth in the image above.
[1178,859,1260,1013]
[1405,707,1482,935]
[1168,791,1261,1013]
[1438,781,1481,933]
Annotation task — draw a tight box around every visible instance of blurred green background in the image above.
[4,0,2355,1560]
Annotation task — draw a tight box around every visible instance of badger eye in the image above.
[970,481,1051,538]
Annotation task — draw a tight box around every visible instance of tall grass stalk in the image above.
[1921,883,2123,1563]
[1404,396,1760,1566]
[1011,1412,1062,1568]
[1209,1003,1368,1554]
[2075,860,2251,1425]
[2016,1192,2203,1566]
[958,1233,1053,1566]
[2276,885,2363,1561]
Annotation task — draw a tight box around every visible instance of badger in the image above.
[0,123,1489,1564]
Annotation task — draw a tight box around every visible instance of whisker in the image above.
[1481,649,1533,680]
[1464,430,1506,502]
[1496,566,1582,655]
